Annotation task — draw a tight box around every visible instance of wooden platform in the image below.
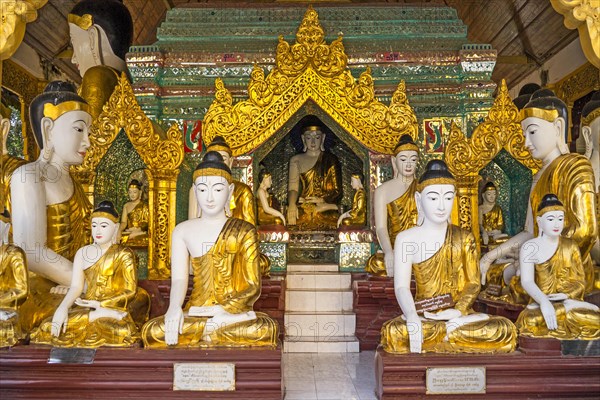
[375,347,600,399]
[0,345,282,399]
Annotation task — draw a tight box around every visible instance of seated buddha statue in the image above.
[119,179,149,246]
[0,209,28,348]
[31,201,143,348]
[380,160,517,354]
[256,168,286,227]
[337,172,366,228]
[478,181,508,246]
[11,81,93,331]
[366,134,419,276]
[287,124,342,230]
[516,194,599,340]
[481,89,598,299]
[580,91,600,267]
[68,0,133,120]
[1,103,26,223]
[142,152,278,348]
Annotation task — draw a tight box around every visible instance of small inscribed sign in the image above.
[414,294,454,314]
[426,366,486,394]
[48,348,96,364]
[173,362,235,391]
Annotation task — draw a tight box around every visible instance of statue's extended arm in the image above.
[374,187,394,272]
[51,249,86,336]
[480,231,533,284]
[258,189,285,224]
[164,225,190,345]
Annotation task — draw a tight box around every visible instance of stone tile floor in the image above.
[283,351,377,400]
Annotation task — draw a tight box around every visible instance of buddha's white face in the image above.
[350,176,361,190]
[91,217,117,246]
[537,210,564,238]
[302,130,324,152]
[194,175,233,217]
[128,186,141,201]
[522,117,561,161]
[216,150,233,169]
[262,174,272,188]
[418,184,455,225]
[483,189,497,204]
[69,23,97,77]
[45,110,92,165]
[394,150,418,178]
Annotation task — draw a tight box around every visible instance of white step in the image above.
[287,264,338,273]
[286,272,351,290]
[285,289,353,312]
[284,336,360,353]
[284,312,356,337]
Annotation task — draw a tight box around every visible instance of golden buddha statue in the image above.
[0,209,28,348]
[366,134,419,276]
[256,168,286,227]
[11,81,93,332]
[142,152,278,348]
[481,89,598,298]
[287,124,342,230]
[580,92,600,267]
[380,160,517,354]
[31,201,142,348]
[337,172,366,228]
[1,103,26,223]
[119,179,149,246]
[478,181,508,246]
[68,0,133,120]
[516,194,599,340]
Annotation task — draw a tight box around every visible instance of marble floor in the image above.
[283,351,378,400]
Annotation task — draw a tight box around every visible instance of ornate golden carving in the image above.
[551,0,600,68]
[552,62,600,104]
[0,0,48,60]
[203,6,418,156]
[445,80,541,237]
[73,73,184,279]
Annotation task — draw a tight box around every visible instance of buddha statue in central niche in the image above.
[287,124,342,230]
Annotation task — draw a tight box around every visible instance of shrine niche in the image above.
[445,80,541,240]
[72,73,184,279]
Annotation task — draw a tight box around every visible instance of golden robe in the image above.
[232,181,256,226]
[121,201,149,246]
[341,188,366,227]
[529,154,598,293]
[516,237,600,340]
[31,245,141,348]
[482,204,505,233]
[142,218,278,348]
[366,180,418,276]
[257,191,283,226]
[0,244,28,347]
[2,154,26,220]
[79,65,119,121]
[18,179,93,332]
[381,225,517,354]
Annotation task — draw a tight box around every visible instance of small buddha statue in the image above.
[580,91,600,266]
[142,152,278,348]
[31,201,142,348]
[188,136,256,225]
[1,103,26,222]
[478,181,508,246]
[256,168,286,227]
[11,81,93,331]
[481,89,598,298]
[380,160,517,354]
[287,124,342,229]
[0,209,28,348]
[68,0,133,120]
[366,134,419,276]
[119,179,149,246]
[337,172,366,228]
[516,194,599,340]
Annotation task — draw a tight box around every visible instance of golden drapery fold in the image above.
[142,218,278,348]
[30,245,143,348]
[0,244,28,347]
[257,192,283,226]
[380,225,517,354]
[482,204,505,233]
[342,188,366,226]
[232,181,256,226]
[78,65,120,121]
[516,237,600,340]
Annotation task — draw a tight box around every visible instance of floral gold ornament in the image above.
[202,6,418,156]
[72,73,184,279]
[444,80,541,236]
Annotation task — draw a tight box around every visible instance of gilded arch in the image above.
[202,6,418,156]
[445,80,541,238]
[73,73,184,279]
